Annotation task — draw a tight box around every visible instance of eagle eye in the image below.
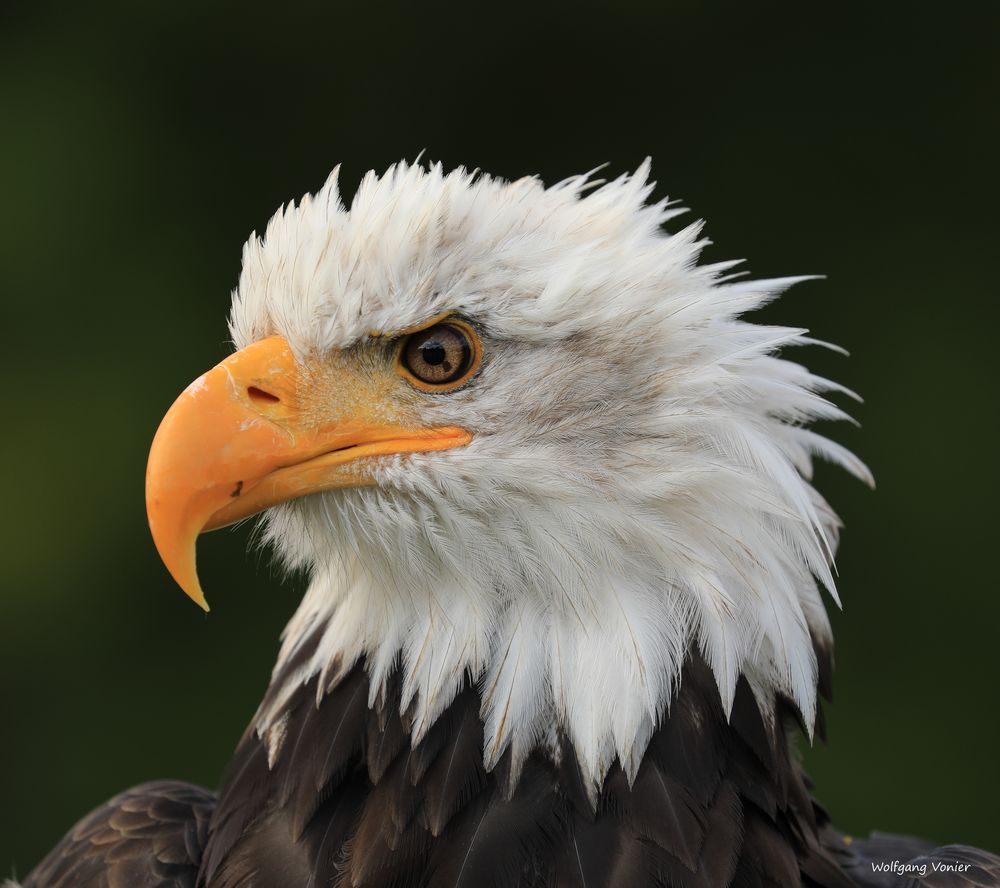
[398,321,480,391]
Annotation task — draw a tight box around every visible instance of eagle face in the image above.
[146,161,870,793]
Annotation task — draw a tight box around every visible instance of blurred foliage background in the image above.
[1,0,998,875]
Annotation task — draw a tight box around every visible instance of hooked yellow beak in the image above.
[145,336,471,611]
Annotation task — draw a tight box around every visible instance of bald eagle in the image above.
[14,162,1000,888]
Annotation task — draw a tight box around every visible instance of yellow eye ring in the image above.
[396,318,482,392]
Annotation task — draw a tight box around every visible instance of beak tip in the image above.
[182,580,211,613]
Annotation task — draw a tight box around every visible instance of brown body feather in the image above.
[22,781,215,888]
[22,641,1000,888]
[192,638,856,888]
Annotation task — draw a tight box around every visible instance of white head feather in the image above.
[229,160,871,793]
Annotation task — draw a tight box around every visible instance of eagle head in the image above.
[145,161,870,795]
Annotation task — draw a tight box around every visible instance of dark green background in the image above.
[2,0,998,876]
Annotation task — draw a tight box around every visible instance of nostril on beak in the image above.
[247,385,281,406]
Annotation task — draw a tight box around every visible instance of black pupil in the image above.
[421,342,447,366]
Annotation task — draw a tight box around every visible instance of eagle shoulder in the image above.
[21,780,215,888]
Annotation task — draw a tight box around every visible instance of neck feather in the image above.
[202,632,846,888]
[251,557,834,795]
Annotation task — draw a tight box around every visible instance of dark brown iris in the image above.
[402,323,474,386]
